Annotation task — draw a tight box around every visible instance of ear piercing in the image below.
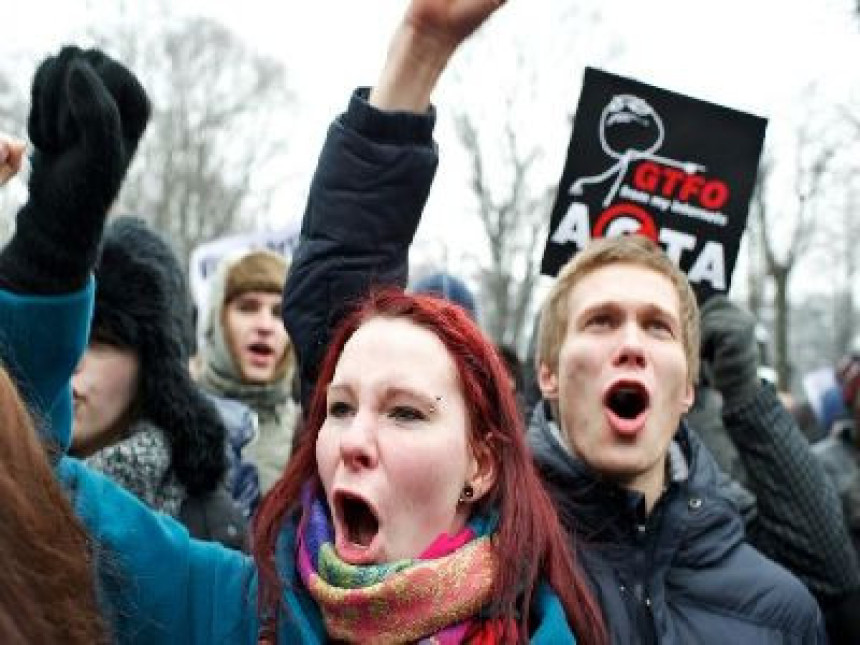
[459,484,475,503]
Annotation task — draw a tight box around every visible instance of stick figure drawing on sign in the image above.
[572,94,706,207]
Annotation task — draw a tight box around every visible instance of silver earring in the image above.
[459,484,474,503]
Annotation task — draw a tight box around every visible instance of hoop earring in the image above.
[459,484,474,504]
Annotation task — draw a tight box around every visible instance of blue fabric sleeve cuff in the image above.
[0,277,94,452]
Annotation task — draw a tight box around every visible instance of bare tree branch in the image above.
[755,115,842,388]
[454,108,550,348]
[92,14,294,265]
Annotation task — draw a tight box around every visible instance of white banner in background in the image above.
[189,225,301,338]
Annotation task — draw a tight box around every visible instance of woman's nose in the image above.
[338,412,379,470]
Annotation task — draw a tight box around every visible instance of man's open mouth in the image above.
[604,381,650,420]
[335,492,379,549]
[248,342,274,358]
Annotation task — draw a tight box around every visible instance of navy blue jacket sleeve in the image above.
[725,384,860,620]
[283,88,438,408]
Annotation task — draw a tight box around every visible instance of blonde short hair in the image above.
[536,236,700,386]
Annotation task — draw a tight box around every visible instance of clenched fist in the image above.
[0,46,151,294]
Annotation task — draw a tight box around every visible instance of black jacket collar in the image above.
[527,399,743,560]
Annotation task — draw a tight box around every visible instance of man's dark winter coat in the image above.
[529,399,822,643]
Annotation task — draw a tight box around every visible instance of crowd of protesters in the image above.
[0,0,857,643]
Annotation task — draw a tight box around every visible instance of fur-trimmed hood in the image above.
[92,217,226,494]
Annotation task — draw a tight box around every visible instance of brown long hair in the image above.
[253,288,607,644]
[0,367,107,643]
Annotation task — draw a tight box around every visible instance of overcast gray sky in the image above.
[5,0,860,296]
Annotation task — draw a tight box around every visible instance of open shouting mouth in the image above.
[603,380,651,436]
[333,490,381,564]
[247,341,275,360]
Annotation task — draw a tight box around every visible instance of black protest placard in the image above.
[541,67,767,301]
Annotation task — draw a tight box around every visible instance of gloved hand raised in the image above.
[0,46,150,294]
[699,295,761,411]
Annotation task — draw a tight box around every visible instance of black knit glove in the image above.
[0,46,150,294]
[700,295,760,410]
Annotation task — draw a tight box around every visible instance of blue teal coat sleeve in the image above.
[58,456,325,644]
[0,281,325,643]
[0,278,93,451]
[530,582,577,644]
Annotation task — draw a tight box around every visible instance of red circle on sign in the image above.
[593,202,658,242]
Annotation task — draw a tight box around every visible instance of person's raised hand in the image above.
[27,45,150,225]
[404,0,507,52]
[371,0,506,112]
[0,135,26,186]
[699,295,760,410]
[0,46,151,294]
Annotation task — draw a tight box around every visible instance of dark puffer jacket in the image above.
[284,88,437,409]
[528,400,824,644]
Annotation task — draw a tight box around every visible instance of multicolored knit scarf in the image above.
[296,488,505,644]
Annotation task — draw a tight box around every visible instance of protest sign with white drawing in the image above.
[542,68,767,301]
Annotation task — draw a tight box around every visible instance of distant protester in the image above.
[412,270,478,321]
[199,249,300,499]
[815,350,860,556]
[72,216,246,550]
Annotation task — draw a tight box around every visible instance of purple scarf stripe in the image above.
[300,484,332,569]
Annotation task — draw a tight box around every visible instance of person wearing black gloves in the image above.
[699,296,860,645]
[0,48,244,551]
[815,351,860,555]
[0,46,149,297]
[0,45,150,641]
[0,9,611,641]
[0,46,150,453]
[813,348,860,639]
